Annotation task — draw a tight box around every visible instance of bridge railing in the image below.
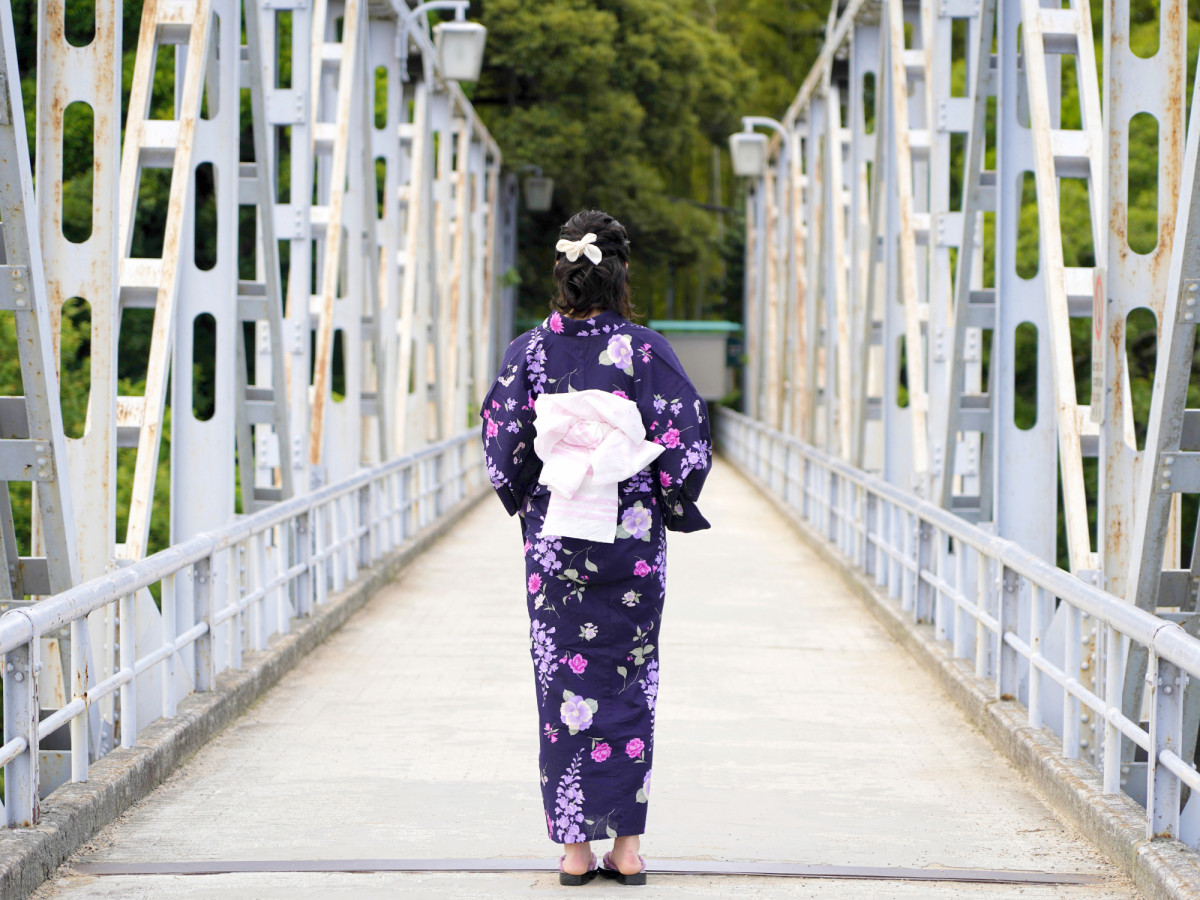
[717,407,1200,843]
[0,431,484,826]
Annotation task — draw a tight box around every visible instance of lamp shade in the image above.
[729,131,768,178]
[433,21,488,82]
[523,176,555,212]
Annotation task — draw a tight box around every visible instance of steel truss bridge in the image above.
[2,0,1200,896]
[738,0,1200,869]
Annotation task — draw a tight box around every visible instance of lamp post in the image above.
[519,164,555,212]
[730,116,798,430]
[397,1,488,83]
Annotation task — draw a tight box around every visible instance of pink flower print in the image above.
[622,506,652,540]
[612,389,629,399]
[524,539,532,556]
[528,573,542,594]
[591,742,612,763]
[544,723,559,743]
[661,426,681,449]
[633,560,652,577]
[486,419,499,439]
[549,311,564,334]
[568,653,588,675]
[625,738,645,758]
[607,334,634,370]
[659,471,672,488]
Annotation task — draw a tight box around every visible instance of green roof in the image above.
[647,319,742,333]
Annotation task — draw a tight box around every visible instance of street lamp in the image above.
[520,165,555,212]
[398,1,488,83]
[729,116,795,177]
[729,129,768,178]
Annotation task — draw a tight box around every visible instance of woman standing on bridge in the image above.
[481,210,711,887]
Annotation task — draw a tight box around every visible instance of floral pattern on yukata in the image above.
[481,309,712,842]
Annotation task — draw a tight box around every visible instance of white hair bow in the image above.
[556,232,602,265]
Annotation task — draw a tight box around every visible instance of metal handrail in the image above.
[717,407,1200,845]
[0,431,484,826]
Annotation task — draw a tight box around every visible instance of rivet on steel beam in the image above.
[13,672,23,682]
[1079,740,1089,749]
[1189,282,1199,293]
[1164,684,1174,695]
[1164,456,1175,466]
[1081,714,1089,723]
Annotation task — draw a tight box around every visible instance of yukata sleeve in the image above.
[638,339,713,533]
[480,337,540,517]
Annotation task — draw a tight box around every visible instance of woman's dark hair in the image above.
[552,209,634,319]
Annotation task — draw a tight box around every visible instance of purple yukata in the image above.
[481,309,712,843]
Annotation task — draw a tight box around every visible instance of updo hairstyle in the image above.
[552,209,633,320]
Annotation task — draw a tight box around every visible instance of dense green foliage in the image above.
[471,0,825,328]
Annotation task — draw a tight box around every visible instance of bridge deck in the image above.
[33,464,1136,898]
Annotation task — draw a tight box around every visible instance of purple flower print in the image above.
[530,619,559,700]
[560,692,596,732]
[532,536,563,574]
[568,653,588,675]
[669,400,683,416]
[640,659,659,711]
[625,737,645,758]
[652,395,667,414]
[528,573,542,594]
[579,622,598,640]
[553,750,586,843]
[622,506,652,540]
[549,311,564,333]
[591,742,612,763]
[634,560,652,577]
[607,334,634,370]
[622,590,640,607]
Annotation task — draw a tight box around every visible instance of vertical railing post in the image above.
[1062,602,1081,758]
[4,638,40,826]
[1102,622,1123,793]
[118,592,137,748]
[1148,655,1184,839]
[358,483,372,569]
[161,572,177,718]
[1028,585,1045,729]
[864,492,877,579]
[998,566,1020,700]
[228,547,244,670]
[974,555,992,678]
[296,511,313,618]
[193,556,216,692]
[915,519,933,623]
[401,465,412,542]
[69,616,90,782]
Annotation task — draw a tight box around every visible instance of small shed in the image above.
[648,320,742,401]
